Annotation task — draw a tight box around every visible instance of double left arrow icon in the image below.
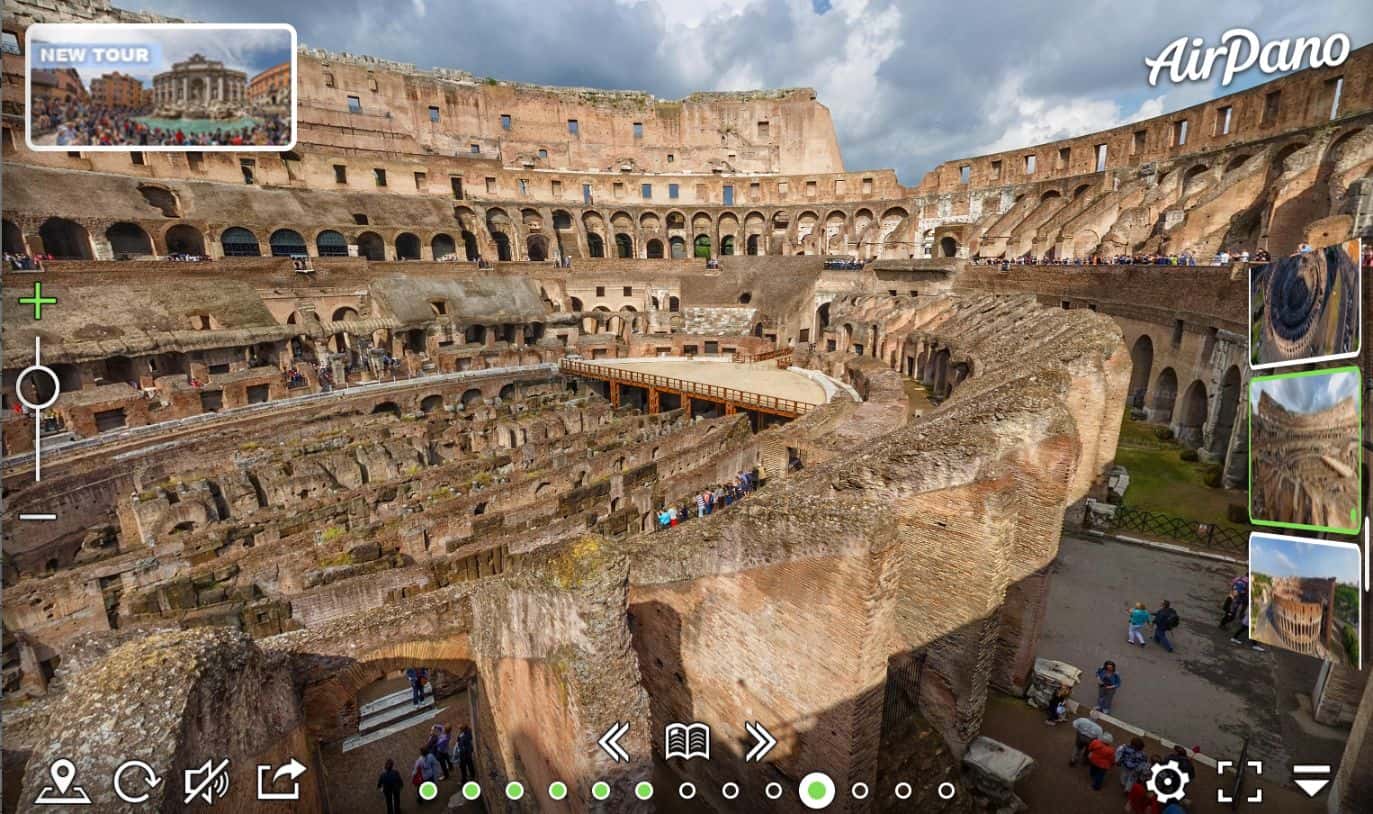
[598,722,631,762]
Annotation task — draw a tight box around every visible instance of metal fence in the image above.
[1097,504,1249,556]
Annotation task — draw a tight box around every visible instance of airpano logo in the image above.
[1146,30,1350,87]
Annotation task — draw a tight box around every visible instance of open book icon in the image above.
[664,722,710,760]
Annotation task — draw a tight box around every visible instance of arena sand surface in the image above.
[588,359,829,405]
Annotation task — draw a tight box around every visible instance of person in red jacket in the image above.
[1086,732,1116,790]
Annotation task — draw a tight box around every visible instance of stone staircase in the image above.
[342,685,446,753]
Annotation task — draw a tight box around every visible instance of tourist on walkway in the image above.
[1116,736,1149,792]
[1126,768,1159,814]
[695,490,707,518]
[1069,711,1104,766]
[1044,683,1071,726]
[434,725,452,780]
[413,747,440,801]
[1219,588,1239,627]
[1095,661,1121,714]
[378,759,404,814]
[455,725,476,783]
[1086,733,1116,790]
[1152,600,1179,652]
[1128,602,1150,646]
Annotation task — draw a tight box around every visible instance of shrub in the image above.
[1179,448,1199,462]
[1203,464,1224,488]
[1153,426,1174,441]
[1227,503,1249,524]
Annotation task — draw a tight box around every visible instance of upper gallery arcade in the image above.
[1,0,1371,265]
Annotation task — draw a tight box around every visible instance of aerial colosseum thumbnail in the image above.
[2,1,1372,812]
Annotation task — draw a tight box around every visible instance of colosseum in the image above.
[1250,386,1361,530]
[1261,576,1340,659]
[2,1,1372,812]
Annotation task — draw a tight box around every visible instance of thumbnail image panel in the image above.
[1249,532,1362,667]
[25,23,295,151]
[1249,238,1361,370]
[1248,366,1361,534]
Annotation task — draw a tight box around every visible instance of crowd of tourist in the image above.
[657,468,761,529]
[824,257,870,270]
[370,668,478,812]
[33,97,290,146]
[1060,709,1194,811]
[4,252,47,271]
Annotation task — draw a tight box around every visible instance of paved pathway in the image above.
[1038,534,1349,784]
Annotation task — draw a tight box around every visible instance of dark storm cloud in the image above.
[133,0,1371,184]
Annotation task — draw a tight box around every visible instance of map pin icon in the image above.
[50,759,75,792]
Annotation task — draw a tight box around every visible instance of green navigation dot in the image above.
[418,781,438,801]
[635,781,654,800]
[462,781,481,800]
[592,781,611,801]
[548,781,568,800]
[506,781,525,800]
[807,781,826,799]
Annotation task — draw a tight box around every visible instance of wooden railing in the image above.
[560,359,813,416]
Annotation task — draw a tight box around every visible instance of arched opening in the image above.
[1072,183,1092,200]
[105,222,153,257]
[420,394,444,413]
[219,226,260,257]
[939,236,958,257]
[498,383,518,401]
[1177,380,1209,447]
[356,231,385,261]
[372,401,401,418]
[646,239,664,259]
[137,184,182,217]
[395,232,421,260]
[39,217,93,259]
[1210,366,1242,458]
[1127,335,1154,408]
[569,297,584,312]
[746,234,760,255]
[1150,368,1179,423]
[1225,154,1253,173]
[668,296,680,313]
[268,228,307,257]
[669,236,686,259]
[693,234,711,258]
[815,302,830,332]
[720,235,735,255]
[316,230,349,257]
[526,234,548,261]
[615,233,633,258]
[586,233,605,258]
[492,232,512,261]
[331,307,360,322]
[2,219,26,254]
[164,224,205,256]
[431,233,456,260]
[461,388,483,408]
[461,230,479,261]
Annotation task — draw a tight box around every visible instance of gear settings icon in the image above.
[1146,758,1190,804]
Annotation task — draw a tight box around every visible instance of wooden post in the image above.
[682,396,692,416]
[610,381,620,407]
[647,388,660,413]
[724,402,737,416]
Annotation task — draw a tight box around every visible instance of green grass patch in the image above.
[1115,416,1249,532]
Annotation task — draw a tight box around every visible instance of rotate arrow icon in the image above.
[744,721,777,762]
[598,721,631,762]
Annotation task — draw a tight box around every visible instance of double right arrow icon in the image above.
[744,721,776,762]
[598,721,631,763]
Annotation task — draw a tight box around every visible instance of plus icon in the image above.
[18,281,57,320]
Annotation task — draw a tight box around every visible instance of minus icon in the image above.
[19,513,57,521]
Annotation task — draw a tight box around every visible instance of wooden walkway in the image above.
[560,359,814,418]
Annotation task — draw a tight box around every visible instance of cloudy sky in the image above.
[1251,534,1360,582]
[132,0,1371,183]
[1251,368,1358,413]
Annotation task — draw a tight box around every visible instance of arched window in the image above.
[164,224,205,256]
[646,239,664,259]
[316,230,349,257]
[39,217,93,259]
[460,230,479,261]
[106,222,153,257]
[356,231,385,260]
[220,227,260,257]
[669,236,686,259]
[431,233,456,260]
[268,228,307,257]
[693,234,711,258]
[527,234,548,261]
[720,235,735,255]
[395,232,421,260]
[615,233,633,258]
[492,232,512,261]
[586,233,605,258]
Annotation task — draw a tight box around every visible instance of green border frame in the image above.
[1248,365,1362,535]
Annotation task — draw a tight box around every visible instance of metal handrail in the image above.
[731,347,793,364]
[560,359,812,415]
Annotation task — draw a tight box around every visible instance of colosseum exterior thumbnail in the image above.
[2,1,1373,812]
